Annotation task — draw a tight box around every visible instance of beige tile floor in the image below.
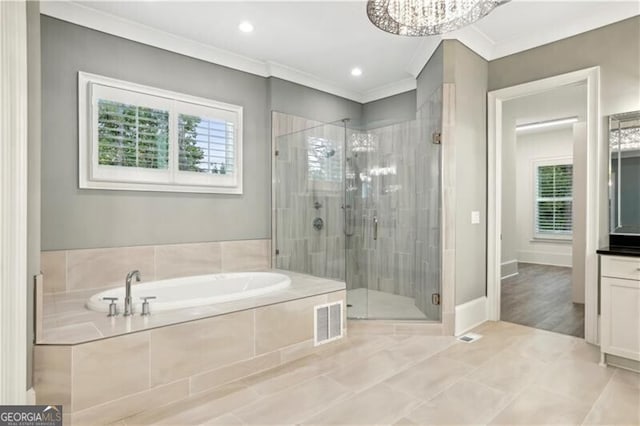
[117,321,640,426]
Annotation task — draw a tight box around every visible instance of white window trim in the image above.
[78,71,243,194]
[532,157,573,239]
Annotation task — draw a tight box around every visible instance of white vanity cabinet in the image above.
[600,255,640,364]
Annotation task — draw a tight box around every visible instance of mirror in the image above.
[609,110,640,235]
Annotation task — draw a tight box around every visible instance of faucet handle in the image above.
[140,296,156,316]
[103,297,119,317]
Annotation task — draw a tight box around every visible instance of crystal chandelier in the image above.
[367,0,508,36]
[611,127,640,152]
[350,132,378,152]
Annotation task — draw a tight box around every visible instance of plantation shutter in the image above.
[97,99,170,170]
[535,164,573,234]
[178,114,235,175]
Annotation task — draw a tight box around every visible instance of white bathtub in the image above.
[86,272,291,313]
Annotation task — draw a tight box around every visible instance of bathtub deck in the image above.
[39,269,345,345]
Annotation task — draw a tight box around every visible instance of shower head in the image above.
[325,149,336,158]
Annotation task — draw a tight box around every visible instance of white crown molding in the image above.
[488,2,640,60]
[40,1,270,76]
[41,1,369,102]
[361,78,417,104]
[41,0,640,103]
[266,62,364,103]
[406,37,442,77]
[444,24,496,61]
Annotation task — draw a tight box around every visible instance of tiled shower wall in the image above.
[272,113,346,281]
[41,239,271,294]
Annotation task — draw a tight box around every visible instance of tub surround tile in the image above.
[221,239,270,272]
[41,322,104,343]
[35,286,348,425]
[34,345,72,408]
[154,242,222,280]
[150,310,254,386]
[72,332,150,411]
[41,250,67,293]
[67,246,155,291]
[254,294,325,354]
[189,350,281,395]
[41,270,345,345]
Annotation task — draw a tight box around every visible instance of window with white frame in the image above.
[535,162,573,237]
[79,72,243,194]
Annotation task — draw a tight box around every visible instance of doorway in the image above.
[499,84,586,337]
[487,67,605,343]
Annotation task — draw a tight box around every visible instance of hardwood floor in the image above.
[501,262,585,338]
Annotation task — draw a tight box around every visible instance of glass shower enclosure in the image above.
[273,113,441,321]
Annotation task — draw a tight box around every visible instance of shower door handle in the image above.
[373,216,378,241]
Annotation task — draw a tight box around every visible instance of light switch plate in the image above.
[471,211,480,224]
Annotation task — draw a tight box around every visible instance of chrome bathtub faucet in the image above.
[124,270,141,316]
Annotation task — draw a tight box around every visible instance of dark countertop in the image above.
[597,246,640,257]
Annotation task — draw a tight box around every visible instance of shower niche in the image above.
[272,108,442,322]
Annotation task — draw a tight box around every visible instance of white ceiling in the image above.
[41,0,640,103]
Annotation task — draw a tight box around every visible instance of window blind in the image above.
[535,164,573,234]
[178,114,235,175]
[97,99,169,169]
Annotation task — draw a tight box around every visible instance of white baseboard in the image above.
[454,296,487,336]
[26,387,36,405]
[501,259,519,279]
[517,250,572,267]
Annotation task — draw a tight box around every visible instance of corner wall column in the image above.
[0,0,29,404]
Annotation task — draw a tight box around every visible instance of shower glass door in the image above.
[346,120,441,321]
[273,119,348,284]
[272,112,441,322]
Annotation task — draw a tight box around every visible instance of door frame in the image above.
[0,0,29,403]
[486,67,601,345]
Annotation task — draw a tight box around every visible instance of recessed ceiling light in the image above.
[238,21,254,33]
[351,68,363,77]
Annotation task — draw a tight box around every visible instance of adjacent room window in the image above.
[535,162,573,237]
[79,72,243,194]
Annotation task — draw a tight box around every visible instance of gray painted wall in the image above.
[42,17,269,250]
[268,77,363,126]
[41,18,369,251]
[362,90,417,128]
[443,40,489,305]
[416,43,444,111]
[489,16,640,249]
